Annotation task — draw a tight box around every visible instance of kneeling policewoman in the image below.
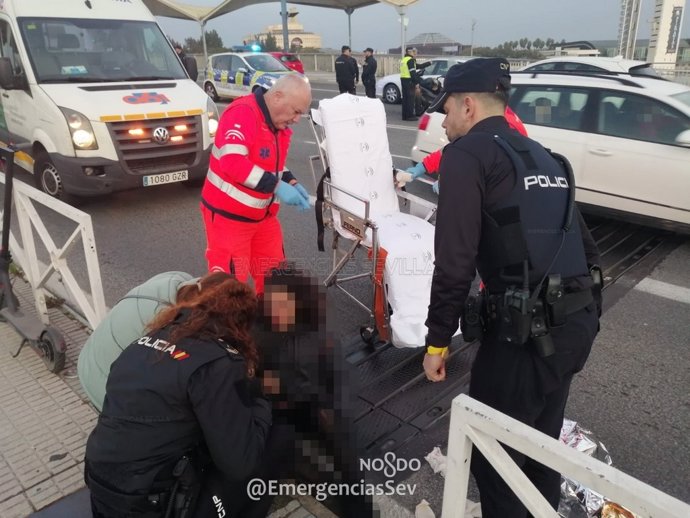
[85,272,271,518]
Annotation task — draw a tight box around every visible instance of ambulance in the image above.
[0,0,218,201]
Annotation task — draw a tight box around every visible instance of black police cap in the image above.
[427,57,511,114]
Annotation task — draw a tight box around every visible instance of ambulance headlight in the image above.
[207,97,219,137]
[60,107,98,150]
[72,129,95,148]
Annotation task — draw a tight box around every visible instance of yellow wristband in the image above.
[426,345,448,356]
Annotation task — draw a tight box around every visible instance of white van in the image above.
[0,0,218,200]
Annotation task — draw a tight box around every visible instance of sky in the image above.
[156,0,690,52]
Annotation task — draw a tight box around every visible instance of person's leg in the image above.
[349,83,356,95]
[250,215,285,295]
[401,78,410,119]
[469,332,545,518]
[366,83,375,98]
[524,307,598,511]
[338,82,348,94]
[201,205,254,283]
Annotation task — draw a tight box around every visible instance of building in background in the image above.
[619,0,642,58]
[388,32,469,55]
[647,0,686,68]
[248,8,321,50]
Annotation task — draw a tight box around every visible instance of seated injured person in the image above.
[254,264,376,517]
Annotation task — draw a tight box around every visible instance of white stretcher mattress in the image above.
[315,94,437,348]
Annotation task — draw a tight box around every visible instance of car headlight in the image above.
[60,107,97,150]
[207,97,219,137]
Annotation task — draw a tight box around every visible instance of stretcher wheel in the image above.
[360,325,379,345]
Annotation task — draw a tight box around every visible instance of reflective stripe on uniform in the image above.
[206,169,273,209]
[243,165,265,189]
[212,143,249,159]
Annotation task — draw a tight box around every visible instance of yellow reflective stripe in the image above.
[400,56,411,78]
[212,143,249,159]
[243,165,265,189]
[206,169,272,209]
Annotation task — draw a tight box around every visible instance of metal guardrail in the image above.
[0,173,106,330]
[443,394,690,517]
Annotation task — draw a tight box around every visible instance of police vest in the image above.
[400,56,413,78]
[201,92,291,221]
[85,329,245,493]
[476,130,588,291]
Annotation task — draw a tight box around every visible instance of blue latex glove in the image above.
[276,181,310,211]
[293,183,310,203]
[432,180,440,195]
[405,162,427,180]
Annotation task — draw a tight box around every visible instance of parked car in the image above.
[204,52,295,101]
[521,56,661,78]
[375,57,472,104]
[411,71,690,232]
[270,52,305,73]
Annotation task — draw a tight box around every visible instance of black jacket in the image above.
[85,328,271,495]
[178,51,198,80]
[335,54,358,84]
[362,55,377,84]
[426,116,600,347]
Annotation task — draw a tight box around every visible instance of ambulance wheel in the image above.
[37,326,66,374]
[204,82,219,101]
[34,152,75,204]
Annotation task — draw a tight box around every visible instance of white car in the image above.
[411,71,690,232]
[375,57,471,104]
[521,56,661,78]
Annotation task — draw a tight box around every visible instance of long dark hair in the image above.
[261,262,326,333]
[146,272,259,375]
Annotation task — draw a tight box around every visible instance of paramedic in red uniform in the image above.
[399,107,527,193]
[201,74,312,294]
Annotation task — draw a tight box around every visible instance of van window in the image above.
[597,91,690,146]
[0,20,25,77]
[18,18,186,83]
[510,86,589,130]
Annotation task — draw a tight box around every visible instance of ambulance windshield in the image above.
[18,18,187,83]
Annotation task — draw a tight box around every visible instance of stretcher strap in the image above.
[370,247,390,342]
[315,169,330,252]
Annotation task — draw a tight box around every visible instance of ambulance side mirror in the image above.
[0,58,14,90]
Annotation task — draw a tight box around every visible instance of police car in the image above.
[203,52,297,101]
[411,71,690,233]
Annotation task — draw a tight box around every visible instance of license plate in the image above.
[142,170,188,187]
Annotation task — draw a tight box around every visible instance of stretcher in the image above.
[309,93,439,348]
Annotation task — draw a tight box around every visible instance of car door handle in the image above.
[589,148,613,157]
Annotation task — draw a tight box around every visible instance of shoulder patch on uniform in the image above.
[224,129,245,141]
[217,338,240,355]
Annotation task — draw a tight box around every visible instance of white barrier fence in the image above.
[443,394,690,518]
[0,172,106,330]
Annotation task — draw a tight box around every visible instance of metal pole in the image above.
[281,0,289,52]
[345,7,354,49]
[398,6,406,57]
[200,21,208,67]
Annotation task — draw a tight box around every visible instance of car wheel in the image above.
[383,84,401,104]
[34,152,76,204]
[204,82,219,101]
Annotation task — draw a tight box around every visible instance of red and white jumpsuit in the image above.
[421,106,528,173]
[201,91,294,294]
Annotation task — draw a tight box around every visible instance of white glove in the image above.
[395,170,414,188]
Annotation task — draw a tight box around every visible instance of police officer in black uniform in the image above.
[334,45,358,94]
[361,47,377,98]
[85,273,272,518]
[421,58,602,517]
